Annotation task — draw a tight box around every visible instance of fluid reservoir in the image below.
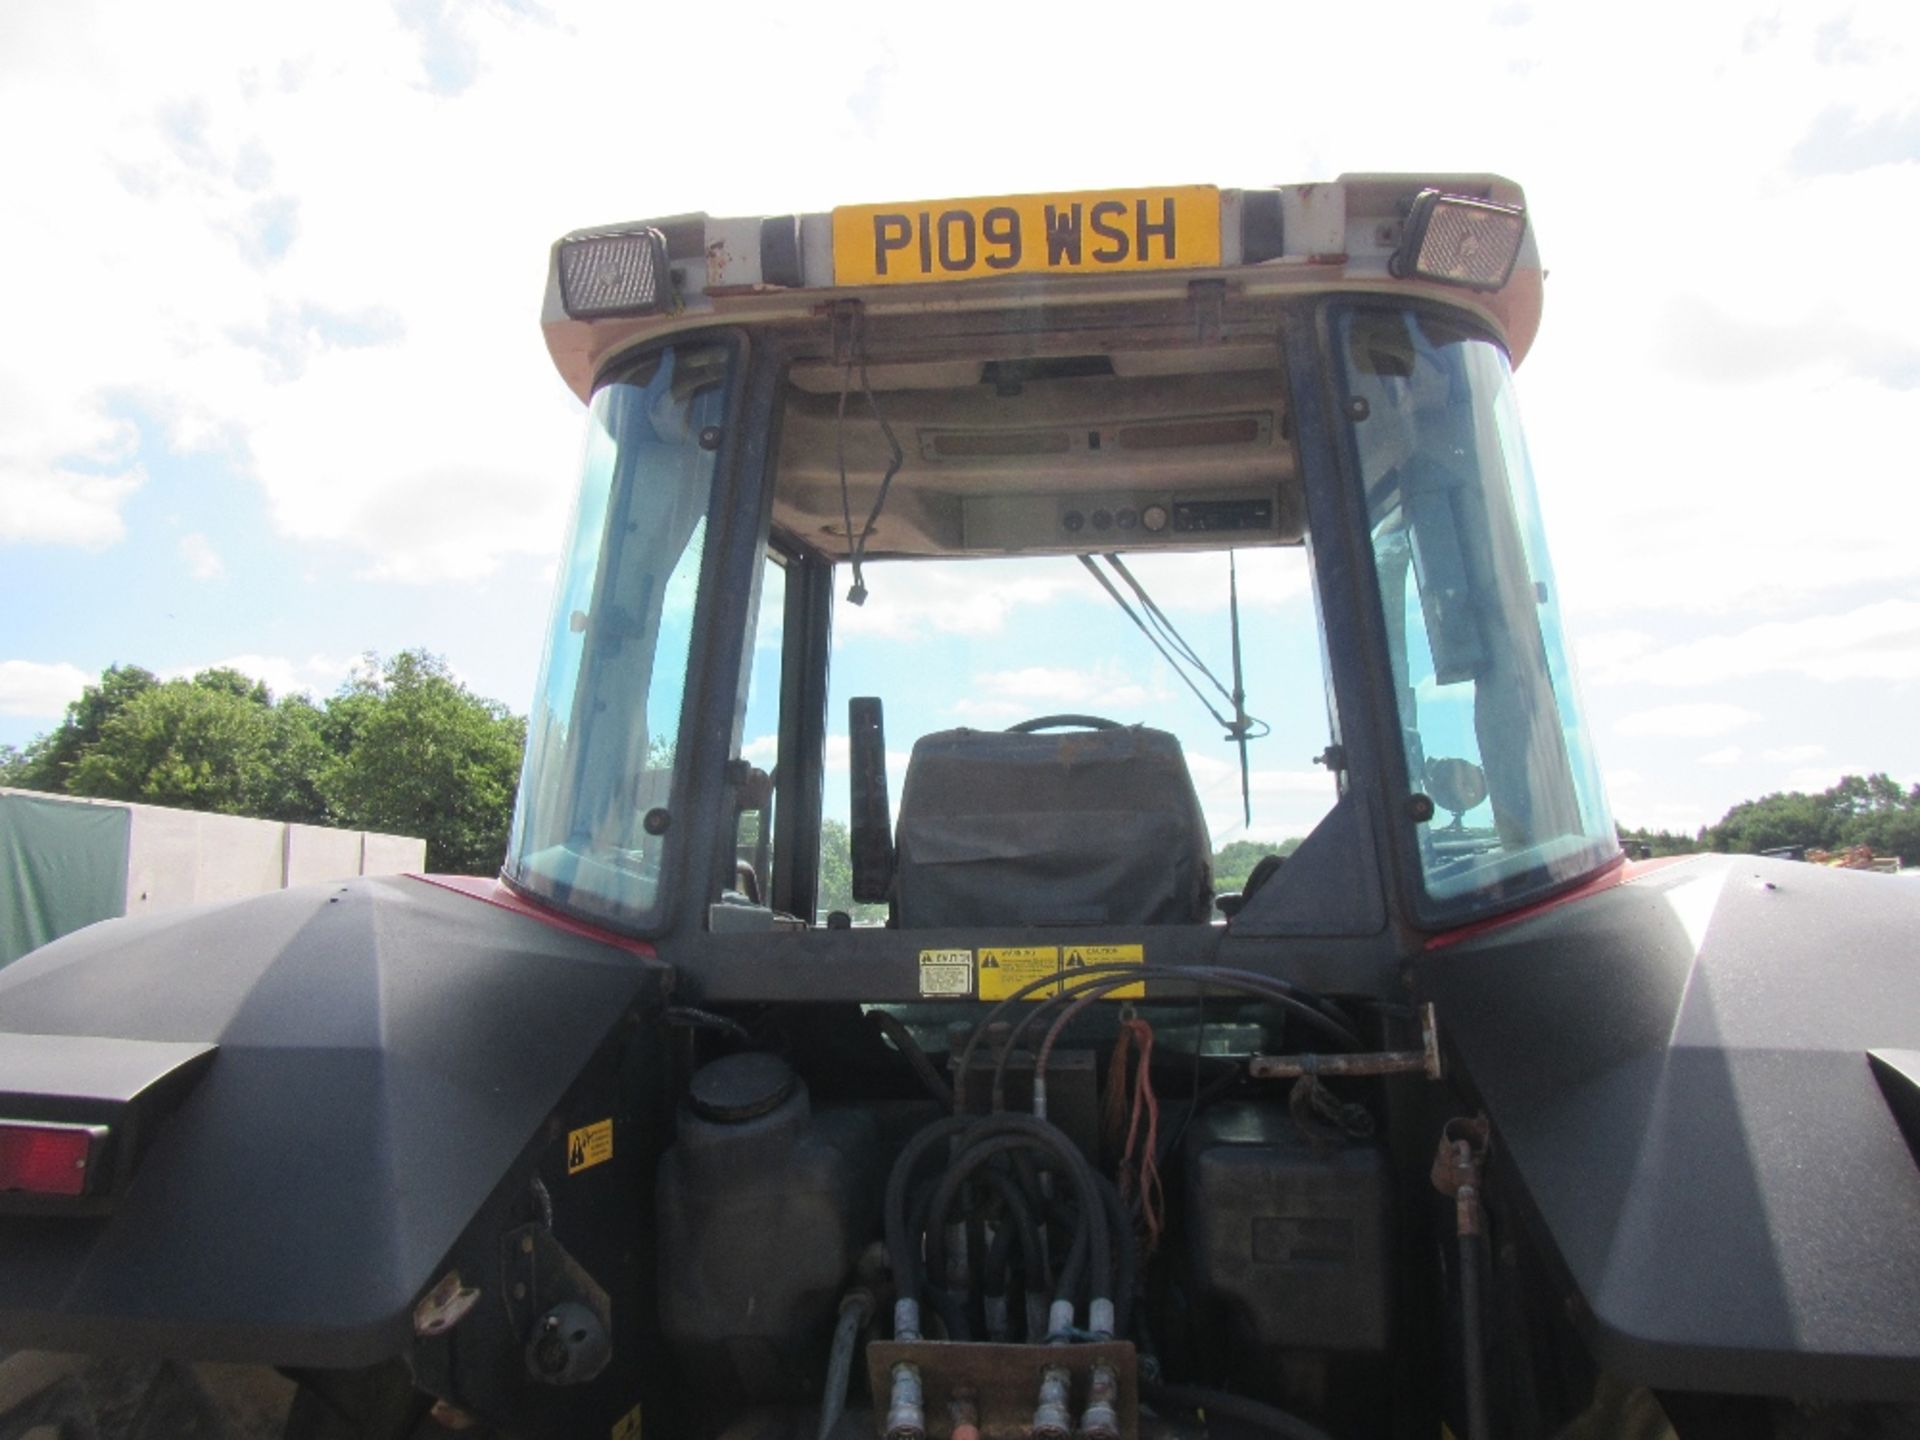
[656,1052,878,1399]
[1185,1100,1392,1357]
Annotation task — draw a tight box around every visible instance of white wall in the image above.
[8,791,426,916]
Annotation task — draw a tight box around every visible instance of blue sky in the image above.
[2,0,1917,841]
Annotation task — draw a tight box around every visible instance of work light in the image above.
[557,227,673,318]
[1389,191,1527,292]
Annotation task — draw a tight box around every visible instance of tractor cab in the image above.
[503,177,1617,982]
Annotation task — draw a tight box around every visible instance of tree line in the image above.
[1619,773,1920,865]
[0,654,524,875]
[9,661,1913,888]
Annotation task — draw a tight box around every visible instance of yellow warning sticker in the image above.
[611,1402,643,1440]
[567,1118,614,1175]
[978,945,1061,1001]
[1063,943,1145,998]
[918,948,974,997]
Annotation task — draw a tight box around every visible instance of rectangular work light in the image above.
[557,226,673,319]
[1389,190,1527,292]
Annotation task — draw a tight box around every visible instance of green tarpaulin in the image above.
[0,792,131,968]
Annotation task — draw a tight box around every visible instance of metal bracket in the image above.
[830,299,865,367]
[413,1270,481,1338]
[502,1223,613,1386]
[1250,1002,1442,1081]
[867,1339,1138,1440]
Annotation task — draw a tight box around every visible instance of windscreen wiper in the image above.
[1079,551,1270,825]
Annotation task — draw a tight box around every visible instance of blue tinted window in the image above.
[506,343,732,928]
[1339,308,1615,906]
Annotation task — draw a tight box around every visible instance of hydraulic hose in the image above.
[951,962,1157,1115]
[885,1113,1107,1336]
[1460,1231,1491,1440]
[885,1115,981,1320]
[869,1009,954,1108]
[923,1132,1108,1312]
[976,1165,1047,1297]
[1095,1170,1135,1341]
[815,1290,872,1440]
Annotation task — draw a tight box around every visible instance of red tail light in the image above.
[0,1122,102,1197]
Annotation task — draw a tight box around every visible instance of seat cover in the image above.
[892,726,1213,928]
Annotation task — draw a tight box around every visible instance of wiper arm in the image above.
[1078,551,1269,825]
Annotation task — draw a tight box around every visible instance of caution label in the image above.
[567,1118,614,1175]
[978,945,1061,1001]
[611,1402,643,1440]
[1063,943,1145,999]
[918,948,974,997]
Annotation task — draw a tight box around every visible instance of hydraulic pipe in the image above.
[815,1289,872,1440]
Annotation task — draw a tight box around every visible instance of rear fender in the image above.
[1425,854,1920,1403]
[0,875,668,1371]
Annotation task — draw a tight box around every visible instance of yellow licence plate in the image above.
[832,185,1220,287]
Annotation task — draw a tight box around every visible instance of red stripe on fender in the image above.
[1423,854,1693,951]
[408,874,657,957]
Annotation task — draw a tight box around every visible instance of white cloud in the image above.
[1099,549,1313,614]
[820,732,914,779]
[1573,629,1655,681]
[1786,766,1866,793]
[946,697,1031,724]
[1699,746,1743,766]
[1186,751,1338,843]
[1616,703,1762,739]
[1763,743,1827,764]
[1602,766,1711,834]
[158,652,358,701]
[0,660,91,718]
[178,531,226,579]
[952,665,1162,722]
[836,562,1084,641]
[1581,601,1920,688]
[0,461,144,548]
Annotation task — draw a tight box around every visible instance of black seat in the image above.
[891,724,1213,928]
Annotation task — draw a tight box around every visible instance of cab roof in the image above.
[540,173,1543,401]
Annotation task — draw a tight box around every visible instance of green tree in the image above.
[67,681,274,812]
[1211,836,1303,894]
[318,651,526,875]
[1827,773,1920,865]
[1616,824,1703,858]
[251,695,333,825]
[4,664,158,793]
[189,667,272,706]
[1704,789,1844,856]
[817,818,888,924]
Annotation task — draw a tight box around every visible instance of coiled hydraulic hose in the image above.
[921,1132,1109,1334]
[976,1164,1048,1299]
[884,1113,1112,1339]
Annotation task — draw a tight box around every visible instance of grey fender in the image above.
[0,875,662,1367]
[1424,854,1920,1402]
